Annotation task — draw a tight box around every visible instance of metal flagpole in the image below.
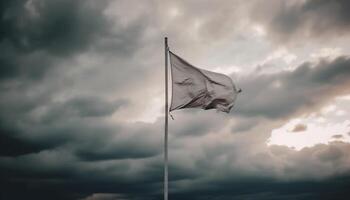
[164,37,169,200]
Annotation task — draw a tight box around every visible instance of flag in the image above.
[169,51,241,113]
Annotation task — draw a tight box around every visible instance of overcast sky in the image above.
[1,0,350,200]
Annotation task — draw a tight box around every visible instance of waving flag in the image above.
[169,51,240,113]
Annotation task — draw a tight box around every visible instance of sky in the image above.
[1,0,350,199]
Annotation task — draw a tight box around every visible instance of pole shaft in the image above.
[164,37,169,200]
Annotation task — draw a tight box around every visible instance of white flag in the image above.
[169,51,240,113]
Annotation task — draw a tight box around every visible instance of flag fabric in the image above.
[169,51,240,113]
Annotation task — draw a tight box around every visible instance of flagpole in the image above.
[164,37,169,200]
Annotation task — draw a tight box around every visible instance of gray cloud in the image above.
[332,134,344,139]
[234,56,350,119]
[74,121,162,161]
[42,96,127,122]
[252,0,350,43]
[231,117,259,133]
[2,0,111,52]
[291,124,307,132]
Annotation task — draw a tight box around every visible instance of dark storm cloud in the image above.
[0,0,158,187]
[137,141,350,200]
[2,138,350,200]
[0,0,110,79]
[42,96,127,123]
[170,177,350,200]
[0,118,163,199]
[74,121,162,161]
[0,128,46,156]
[0,93,148,161]
[234,56,350,119]
[252,0,350,43]
[0,0,109,54]
[0,0,143,160]
[0,84,130,158]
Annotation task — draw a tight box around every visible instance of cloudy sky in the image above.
[1,0,350,199]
